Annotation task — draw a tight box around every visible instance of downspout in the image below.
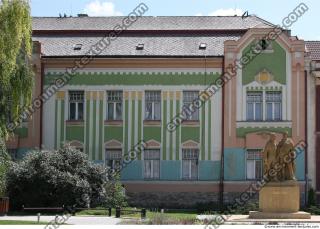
[304,69,308,206]
[219,57,225,212]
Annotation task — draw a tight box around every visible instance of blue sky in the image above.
[31,0,319,40]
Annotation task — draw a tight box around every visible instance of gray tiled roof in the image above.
[306,41,320,60]
[33,34,242,57]
[32,16,274,31]
[32,16,275,57]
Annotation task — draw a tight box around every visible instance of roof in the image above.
[32,16,275,57]
[32,16,274,32]
[306,41,320,60]
[33,33,242,57]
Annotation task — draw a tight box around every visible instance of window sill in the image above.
[105,120,123,126]
[144,120,161,126]
[66,120,84,125]
[182,120,200,127]
[236,121,292,128]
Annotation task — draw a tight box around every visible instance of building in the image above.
[7,15,319,207]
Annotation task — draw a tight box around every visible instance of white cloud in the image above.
[84,1,123,16]
[196,8,244,16]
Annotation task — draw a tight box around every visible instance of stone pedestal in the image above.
[249,180,311,219]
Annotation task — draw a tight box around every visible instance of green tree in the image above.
[0,0,33,198]
[105,174,127,208]
[0,0,33,138]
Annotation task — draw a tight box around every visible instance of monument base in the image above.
[249,180,311,219]
[249,211,311,219]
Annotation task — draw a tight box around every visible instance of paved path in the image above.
[0,215,122,225]
[197,214,320,224]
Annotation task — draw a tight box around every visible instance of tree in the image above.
[0,0,33,199]
[104,174,127,208]
[6,146,107,210]
[0,0,33,139]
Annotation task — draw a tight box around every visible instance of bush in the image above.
[308,188,316,207]
[104,174,127,208]
[0,138,10,198]
[6,146,107,210]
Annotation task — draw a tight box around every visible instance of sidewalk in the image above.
[197,215,320,224]
[0,215,122,225]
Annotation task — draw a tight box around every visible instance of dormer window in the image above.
[136,44,144,50]
[255,39,273,52]
[73,44,82,51]
[199,43,207,50]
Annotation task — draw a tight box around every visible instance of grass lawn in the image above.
[77,207,197,218]
[0,220,49,225]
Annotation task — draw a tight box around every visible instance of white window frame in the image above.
[183,91,199,121]
[246,149,263,180]
[266,91,282,121]
[105,149,122,170]
[69,91,84,121]
[182,149,199,180]
[246,91,283,122]
[107,91,123,121]
[144,149,160,179]
[145,91,161,121]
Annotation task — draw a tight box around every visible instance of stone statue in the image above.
[262,132,296,181]
[262,133,278,181]
[276,132,296,181]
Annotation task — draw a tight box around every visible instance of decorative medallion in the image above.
[255,69,274,85]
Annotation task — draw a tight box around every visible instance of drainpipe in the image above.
[219,57,225,212]
[39,60,44,149]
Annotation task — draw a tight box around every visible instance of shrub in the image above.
[6,146,107,210]
[104,174,127,208]
[308,188,316,207]
[0,138,10,198]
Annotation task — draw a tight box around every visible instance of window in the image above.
[246,92,263,121]
[144,149,160,179]
[183,91,199,121]
[145,91,161,120]
[107,91,122,120]
[69,91,84,121]
[266,92,282,121]
[246,150,263,180]
[182,149,199,180]
[106,149,122,170]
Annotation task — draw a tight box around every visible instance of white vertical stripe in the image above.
[179,92,183,161]
[89,92,93,160]
[122,91,126,157]
[64,92,68,143]
[199,93,203,161]
[205,101,209,160]
[128,92,132,150]
[211,96,215,161]
[172,92,177,161]
[166,92,170,160]
[141,92,145,160]
[95,96,100,160]
[102,91,106,165]
[282,87,287,120]
[160,91,163,161]
[56,100,61,149]
[134,93,139,151]
[213,90,222,161]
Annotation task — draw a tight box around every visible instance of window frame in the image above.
[144,91,161,121]
[246,149,263,181]
[105,149,123,171]
[143,149,160,180]
[68,91,84,121]
[107,91,123,121]
[182,149,199,180]
[246,92,263,121]
[183,91,200,121]
[266,91,282,121]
